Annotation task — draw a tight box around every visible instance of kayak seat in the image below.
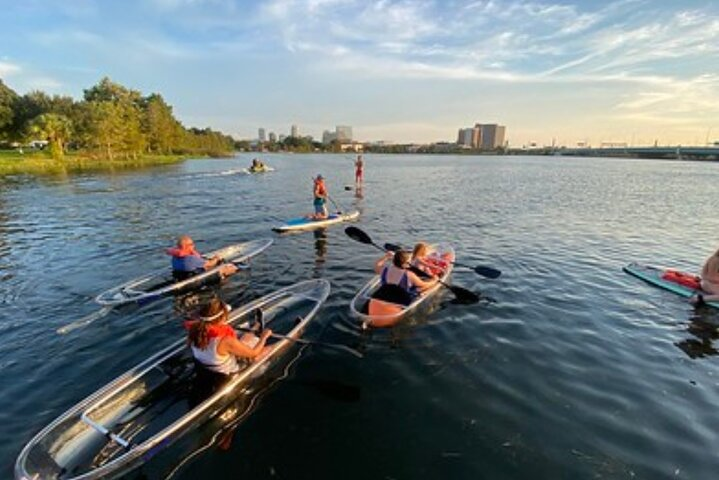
[189,360,231,407]
[368,298,404,318]
[172,270,197,282]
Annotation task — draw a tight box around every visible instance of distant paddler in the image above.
[355,154,364,186]
[185,297,273,376]
[250,158,266,172]
[167,235,237,281]
[690,248,719,305]
[310,174,329,220]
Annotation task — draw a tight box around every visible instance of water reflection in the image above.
[675,310,719,359]
[314,228,328,267]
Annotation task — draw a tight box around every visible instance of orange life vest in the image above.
[661,270,701,290]
[183,320,236,339]
[314,179,327,197]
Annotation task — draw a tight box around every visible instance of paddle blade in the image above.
[383,243,403,252]
[345,226,372,245]
[446,284,480,304]
[474,265,501,279]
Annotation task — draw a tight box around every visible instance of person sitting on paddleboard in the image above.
[185,297,273,375]
[371,250,438,306]
[311,174,328,220]
[690,248,719,305]
[168,235,237,281]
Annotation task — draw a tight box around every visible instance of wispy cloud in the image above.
[0,61,21,77]
[25,77,63,91]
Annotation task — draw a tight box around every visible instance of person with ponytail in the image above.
[185,297,272,375]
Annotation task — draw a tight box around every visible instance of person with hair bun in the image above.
[185,297,272,375]
[367,249,438,317]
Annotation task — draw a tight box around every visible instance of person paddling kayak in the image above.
[185,297,273,375]
[690,248,719,305]
[168,235,237,281]
[367,250,438,315]
[311,174,329,220]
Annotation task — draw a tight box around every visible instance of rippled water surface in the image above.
[2,154,719,479]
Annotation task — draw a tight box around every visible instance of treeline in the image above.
[0,77,234,160]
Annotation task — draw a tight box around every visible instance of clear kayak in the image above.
[350,244,455,327]
[95,239,273,307]
[15,279,331,480]
[623,262,719,308]
[273,211,360,233]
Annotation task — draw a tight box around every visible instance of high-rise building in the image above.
[458,123,506,149]
[322,130,336,144]
[291,125,299,138]
[336,125,353,143]
[457,128,474,147]
[268,132,277,143]
[478,124,506,149]
[258,128,266,142]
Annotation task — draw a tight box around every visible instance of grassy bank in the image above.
[0,150,206,176]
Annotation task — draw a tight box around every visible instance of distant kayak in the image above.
[95,239,273,306]
[350,244,455,327]
[273,211,360,233]
[623,262,719,308]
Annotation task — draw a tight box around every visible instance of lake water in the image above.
[1,154,719,479]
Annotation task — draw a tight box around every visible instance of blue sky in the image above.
[1,0,718,146]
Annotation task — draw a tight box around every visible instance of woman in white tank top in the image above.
[186,298,273,375]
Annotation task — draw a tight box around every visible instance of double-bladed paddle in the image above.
[344,226,481,304]
[383,243,501,279]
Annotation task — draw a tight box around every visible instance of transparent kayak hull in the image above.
[95,239,273,306]
[16,279,330,480]
[350,244,455,327]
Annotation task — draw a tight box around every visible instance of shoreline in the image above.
[0,151,234,176]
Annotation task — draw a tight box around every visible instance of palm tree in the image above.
[28,113,72,160]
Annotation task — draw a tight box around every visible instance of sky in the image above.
[0,0,718,146]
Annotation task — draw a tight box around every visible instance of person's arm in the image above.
[219,329,273,359]
[407,270,438,291]
[375,252,393,274]
[203,255,223,270]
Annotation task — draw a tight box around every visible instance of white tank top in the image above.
[192,337,240,375]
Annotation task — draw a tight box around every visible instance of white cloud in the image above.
[0,61,21,77]
[26,77,63,91]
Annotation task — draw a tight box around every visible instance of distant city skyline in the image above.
[1,1,717,146]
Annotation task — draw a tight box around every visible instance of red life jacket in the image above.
[183,320,236,339]
[314,179,327,197]
[662,270,701,290]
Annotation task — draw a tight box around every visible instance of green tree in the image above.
[142,94,180,154]
[0,79,18,140]
[28,113,72,160]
